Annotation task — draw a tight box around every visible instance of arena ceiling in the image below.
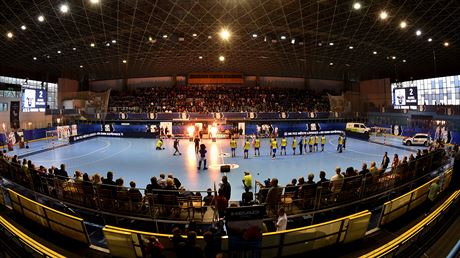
[0,0,459,81]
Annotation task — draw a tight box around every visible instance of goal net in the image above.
[369,127,393,145]
[46,126,70,148]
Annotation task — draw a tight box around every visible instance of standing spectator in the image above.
[276,208,287,231]
[241,187,254,206]
[213,189,228,218]
[203,188,213,206]
[220,176,231,201]
[381,152,390,170]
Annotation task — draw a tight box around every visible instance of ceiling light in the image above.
[79,65,83,68]
[37,15,45,22]
[252,34,258,38]
[21,25,27,30]
[291,39,295,44]
[106,42,110,47]
[111,39,116,44]
[444,42,449,47]
[280,35,286,40]
[400,21,407,29]
[60,4,69,13]
[199,56,203,59]
[219,55,225,62]
[353,2,361,10]
[46,55,50,58]
[428,38,432,42]
[163,34,168,38]
[329,42,334,46]
[192,33,197,37]
[122,60,127,63]
[373,51,377,54]
[392,56,396,60]
[89,0,100,4]
[57,50,61,54]
[208,35,212,39]
[318,42,322,46]
[349,46,354,49]
[6,32,13,38]
[379,11,388,20]
[402,59,406,63]
[416,30,422,36]
[148,36,153,41]
[329,62,334,66]
[90,43,95,47]
[72,47,76,50]
[219,28,231,41]
[33,57,37,60]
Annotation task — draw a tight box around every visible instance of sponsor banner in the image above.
[226,205,265,252]
[284,130,343,137]
[10,101,20,129]
[69,131,158,143]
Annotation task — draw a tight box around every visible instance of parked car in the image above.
[403,133,432,146]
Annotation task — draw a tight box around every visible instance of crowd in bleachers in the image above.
[108,86,331,113]
[0,143,451,226]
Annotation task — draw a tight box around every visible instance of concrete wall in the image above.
[259,76,305,89]
[57,78,79,108]
[359,78,391,110]
[307,79,344,93]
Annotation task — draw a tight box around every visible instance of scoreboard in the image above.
[22,88,47,112]
[392,86,418,109]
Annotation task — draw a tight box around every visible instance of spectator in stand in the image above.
[203,231,221,258]
[102,171,116,186]
[220,176,231,201]
[93,173,102,185]
[265,178,283,213]
[359,163,370,176]
[392,154,400,169]
[369,162,378,176]
[401,156,408,165]
[165,178,177,190]
[317,171,329,184]
[330,167,344,193]
[381,152,390,170]
[241,187,254,206]
[203,188,213,206]
[344,167,356,177]
[54,163,68,179]
[285,178,298,195]
[168,173,182,189]
[213,188,228,218]
[74,170,83,181]
[145,176,160,194]
[184,231,204,258]
[306,173,316,185]
[276,208,288,231]
[297,177,305,186]
[128,181,142,202]
[416,149,422,159]
[158,173,167,188]
[115,178,125,192]
[409,154,415,162]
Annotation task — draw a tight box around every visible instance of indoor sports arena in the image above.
[0,1,459,258]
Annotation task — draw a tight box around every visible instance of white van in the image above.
[346,123,370,134]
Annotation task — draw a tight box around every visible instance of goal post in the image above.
[369,127,393,145]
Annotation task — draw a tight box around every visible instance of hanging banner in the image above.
[10,101,20,129]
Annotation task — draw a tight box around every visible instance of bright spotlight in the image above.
[280,35,286,40]
[329,42,334,46]
[444,42,449,47]
[415,30,422,36]
[57,50,61,54]
[79,65,83,68]
[21,25,27,30]
[252,34,258,38]
[353,2,361,10]
[210,126,218,141]
[349,46,354,49]
[187,126,195,138]
[111,39,116,43]
[391,56,396,60]
[89,0,100,4]
[428,38,432,42]
[291,38,295,44]
[60,4,69,13]
[37,15,45,22]
[192,33,197,37]
[219,28,231,41]
[122,60,127,63]
[400,21,407,29]
[379,11,388,20]
[402,59,406,63]
[329,62,334,66]
[219,55,225,62]
[373,51,378,55]
[6,32,13,38]
[199,56,203,59]
[33,57,37,60]
[162,34,168,39]
[90,43,95,47]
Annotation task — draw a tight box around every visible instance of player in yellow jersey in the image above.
[271,138,278,159]
[281,137,287,155]
[230,138,237,157]
[254,137,261,156]
[321,134,326,152]
[243,139,251,159]
[337,134,344,153]
[308,135,314,152]
[156,138,164,150]
[303,136,308,153]
[314,135,319,152]
[292,137,297,155]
